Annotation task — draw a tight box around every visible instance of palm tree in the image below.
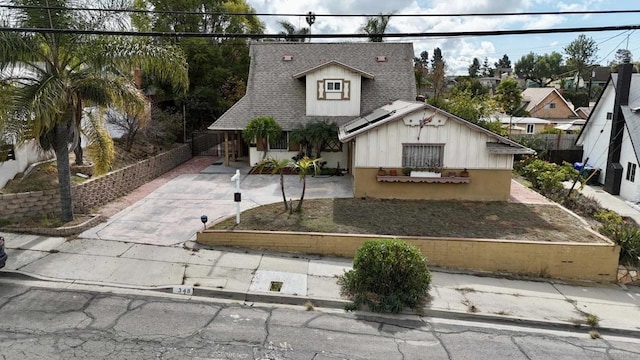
[292,156,321,212]
[0,1,188,222]
[290,120,338,158]
[242,116,282,160]
[360,13,392,42]
[278,21,310,42]
[254,157,292,211]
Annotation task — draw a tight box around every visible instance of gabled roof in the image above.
[575,106,592,119]
[338,100,535,154]
[292,60,374,79]
[209,42,417,131]
[521,87,578,117]
[576,73,640,155]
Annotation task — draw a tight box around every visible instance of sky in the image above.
[246,0,640,75]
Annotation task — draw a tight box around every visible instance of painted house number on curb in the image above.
[172,286,194,295]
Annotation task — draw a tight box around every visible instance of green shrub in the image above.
[605,225,640,266]
[338,238,432,313]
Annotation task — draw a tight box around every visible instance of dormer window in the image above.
[317,78,350,100]
[325,80,342,92]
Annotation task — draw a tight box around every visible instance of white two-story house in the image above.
[208,42,417,168]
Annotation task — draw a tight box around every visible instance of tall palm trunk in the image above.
[279,170,288,211]
[296,177,306,212]
[54,122,74,222]
[73,97,84,165]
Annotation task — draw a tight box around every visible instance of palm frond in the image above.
[83,110,115,175]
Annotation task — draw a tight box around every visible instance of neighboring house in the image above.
[478,76,500,91]
[576,59,640,201]
[575,106,593,119]
[338,100,534,201]
[495,115,552,135]
[554,119,586,133]
[590,66,612,89]
[208,42,417,167]
[521,87,579,124]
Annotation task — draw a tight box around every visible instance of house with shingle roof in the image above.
[576,58,640,202]
[338,100,534,201]
[521,87,579,124]
[208,42,417,167]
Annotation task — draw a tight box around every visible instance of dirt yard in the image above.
[213,198,607,243]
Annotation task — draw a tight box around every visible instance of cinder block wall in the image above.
[0,144,192,221]
[197,230,620,283]
[73,144,192,213]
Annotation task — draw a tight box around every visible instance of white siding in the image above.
[618,131,639,202]
[305,65,361,116]
[354,112,513,169]
[579,82,615,183]
[0,140,54,188]
[248,148,348,169]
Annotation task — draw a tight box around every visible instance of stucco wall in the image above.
[353,168,512,201]
[0,144,192,221]
[197,230,619,282]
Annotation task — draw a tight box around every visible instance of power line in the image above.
[3,24,640,39]
[2,4,640,18]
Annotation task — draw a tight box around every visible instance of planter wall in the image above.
[197,230,620,283]
[0,143,192,221]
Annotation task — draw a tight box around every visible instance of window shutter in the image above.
[342,80,350,100]
[317,80,325,99]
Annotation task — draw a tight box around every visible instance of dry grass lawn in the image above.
[212,198,607,243]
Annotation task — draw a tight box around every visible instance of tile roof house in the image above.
[576,58,640,202]
[521,87,579,124]
[208,42,417,166]
[338,100,534,201]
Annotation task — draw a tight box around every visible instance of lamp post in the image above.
[200,215,208,232]
[305,11,315,42]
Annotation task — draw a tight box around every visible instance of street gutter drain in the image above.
[269,281,283,292]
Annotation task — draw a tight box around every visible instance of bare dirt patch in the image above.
[212,198,606,243]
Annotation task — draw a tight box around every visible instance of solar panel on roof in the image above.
[344,109,395,134]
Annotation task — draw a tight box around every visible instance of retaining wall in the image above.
[0,144,192,221]
[197,230,620,282]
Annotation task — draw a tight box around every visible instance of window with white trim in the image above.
[402,144,443,168]
[526,124,535,134]
[544,103,556,109]
[325,80,342,92]
[626,162,636,182]
[269,132,289,151]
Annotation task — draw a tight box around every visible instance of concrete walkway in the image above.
[2,157,640,336]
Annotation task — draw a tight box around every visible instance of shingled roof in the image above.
[208,42,417,131]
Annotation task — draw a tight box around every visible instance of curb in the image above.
[2,270,639,338]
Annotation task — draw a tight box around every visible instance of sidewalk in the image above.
[2,232,639,335]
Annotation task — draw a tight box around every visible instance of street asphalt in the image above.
[1,160,640,336]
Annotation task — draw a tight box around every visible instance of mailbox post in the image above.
[231,169,241,224]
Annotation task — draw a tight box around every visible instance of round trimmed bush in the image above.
[338,238,432,313]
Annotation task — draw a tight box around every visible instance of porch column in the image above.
[224,131,229,166]
[236,131,243,159]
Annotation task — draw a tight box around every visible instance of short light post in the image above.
[200,215,208,232]
[231,169,241,224]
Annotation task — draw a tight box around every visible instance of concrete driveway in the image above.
[80,162,354,246]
